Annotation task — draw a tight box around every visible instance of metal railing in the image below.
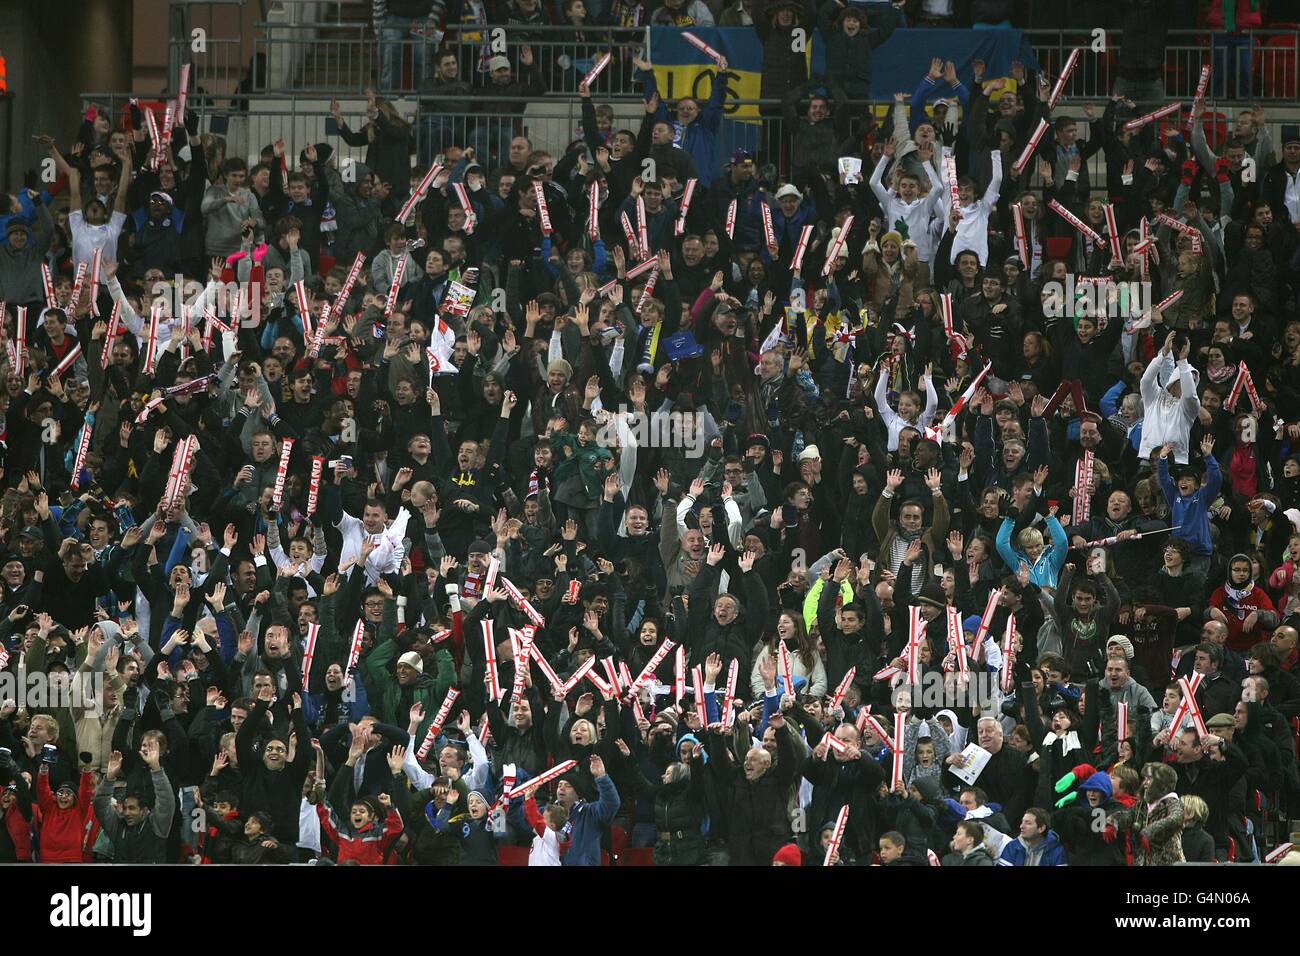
[167,0,250,96]
[1025,29,1300,104]
[255,22,650,95]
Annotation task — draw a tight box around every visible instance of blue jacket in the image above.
[643,68,728,186]
[996,515,1068,588]
[1157,453,1221,557]
[561,773,620,866]
[998,829,1068,866]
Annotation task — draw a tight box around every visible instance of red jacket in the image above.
[35,769,96,864]
[2,798,32,862]
[316,803,403,865]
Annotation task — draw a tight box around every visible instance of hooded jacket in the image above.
[1138,353,1200,465]
[1054,770,1125,866]
[998,828,1068,866]
[35,768,96,863]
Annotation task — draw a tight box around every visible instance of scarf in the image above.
[1224,580,1256,614]
[889,529,925,594]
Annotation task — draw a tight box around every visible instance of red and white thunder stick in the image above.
[143,302,163,373]
[303,454,324,518]
[336,252,367,306]
[906,607,925,684]
[1012,203,1029,268]
[588,182,601,241]
[635,266,660,315]
[301,623,320,690]
[691,665,707,726]
[823,804,849,867]
[721,658,739,727]
[939,292,954,337]
[1048,199,1104,245]
[890,709,907,789]
[1167,672,1204,736]
[13,306,25,377]
[945,152,960,213]
[1045,47,1082,110]
[1074,449,1095,524]
[418,688,462,759]
[761,199,776,249]
[947,605,969,678]
[68,262,87,314]
[819,730,848,761]
[1226,362,1262,413]
[725,199,737,239]
[511,630,535,704]
[635,196,650,256]
[562,655,598,695]
[1000,613,1016,692]
[674,645,685,705]
[1104,205,1123,263]
[175,63,190,128]
[162,436,197,510]
[451,182,476,234]
[530,643,565,694]
[69,419,93,489]
[270,437,295,512]
[533,179,553,236]
[791,224,814,273]
[681,31,725,65]
[675,178,697,236]
[293,280,312,337]
[970,586,1002,655]
[344,619,366,685]
[581,51,612,89]
[821,215,854,276]
[89,249,104,315]
[777,640,795,697]
[41,263,56,309]
[507,760,578,798]
[144,106,162,169]
[383,252,408,317]
[1011,118,1049,175]
[862,711,895,750]
[397,164,443,224]
[486,555,502,594]
[498,576,545,626]
[828,667,856,715]
[620,211,640,259]
[631,639,676,690]
[1264,842,1294,864]
[51,342,83,380]
[1176,675,1208,737]
[940,360,993,431]
[1123,101,1181,132]
[483,620,503,701]
[1116,700,1128,745]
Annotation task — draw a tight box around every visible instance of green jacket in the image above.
[363,604,455,742]
[551,431,614,504]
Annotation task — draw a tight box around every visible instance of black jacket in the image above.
[707,721,799,867]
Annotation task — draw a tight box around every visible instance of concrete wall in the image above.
[0,0,132,194]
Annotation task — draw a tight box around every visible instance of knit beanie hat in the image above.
[772,843,803,866]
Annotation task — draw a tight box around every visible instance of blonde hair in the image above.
[30,714,59,741]
[544,803,569,829]
[1182,794,1209,824]
[1018,528,1044,550]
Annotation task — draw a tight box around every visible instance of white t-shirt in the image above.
[68,210,127,270]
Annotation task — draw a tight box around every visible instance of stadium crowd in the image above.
[0,0,1299,867]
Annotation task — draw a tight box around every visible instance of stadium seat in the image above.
[318,253,336,278]
[1256,34,1300,99]
[609,825,629,859]
[619,847,656,866]
[498,846,530,866]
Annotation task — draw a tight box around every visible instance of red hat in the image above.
[771,843,803,866]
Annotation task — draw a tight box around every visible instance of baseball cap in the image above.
[774,184,801,201]
[797,444,820,461]
[488,55,512,72]
[730,148,754,165]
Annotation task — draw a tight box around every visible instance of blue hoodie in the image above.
[996,514,1068,588]
[998,828,1068,866]
[1156,453,1221,557]
[561,773,620,867]
[642,67,729,187]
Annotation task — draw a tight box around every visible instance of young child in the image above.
[370,223,420,299]
[316,791,404,865]
[874,364,938,452]
[524,793,569,866]
[436,789,508,866]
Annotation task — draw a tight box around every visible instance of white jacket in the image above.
[1137,353,1199,464]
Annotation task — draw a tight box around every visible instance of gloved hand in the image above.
[120,686,140,721]
[1214,157,1232,183]
[1054,770,1077,794]
[1180,159,1198,186]
[1054,790,1078,809]
[151,688,174,722]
